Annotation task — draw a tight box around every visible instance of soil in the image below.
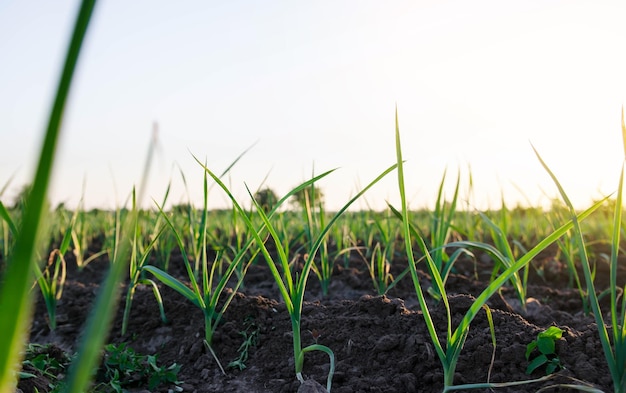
[23,243,622,393]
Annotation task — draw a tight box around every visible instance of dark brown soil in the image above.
[24,247,618,393]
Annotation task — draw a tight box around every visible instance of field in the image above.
[3,2,626,392]
[4,197,626,393]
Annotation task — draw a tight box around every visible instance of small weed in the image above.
[19,343,181,392]
[525,326,564,375]
[20,343,71,391]
[228,317,260,371]
[96,343,182,392]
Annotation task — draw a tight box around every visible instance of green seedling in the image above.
[228,317,260,371]
[96,343,181,393]
[144,160,260,373]
[349,224,409,296]
[20,343,71,392]
[30,201,85,331]
[177,146,254,277]
[201,156,397,392]
[550,213,591,314]
[393,109,603,392]
[363,210,407,295]
[121,187,168,336]
[68,182,107,271]
[0,176,19,266]
[301,180,335,297]
[426,169,461,301]
[532,111,626,393]
[525,326,564,375]
[32,249,67,331]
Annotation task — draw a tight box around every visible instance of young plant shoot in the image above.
[198,156,397,392]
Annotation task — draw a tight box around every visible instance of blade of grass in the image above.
[532,140,625,392]
[0,1,96,391]
[394,107,447,368]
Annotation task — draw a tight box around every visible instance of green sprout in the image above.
[228,317,260,371]
[200,156,397,392]
[144,157,260,374]
[525,326,564,375]
[32,249,67,331]
[394,108,603,392]
[97,343,181,393]
[532,111,626,393]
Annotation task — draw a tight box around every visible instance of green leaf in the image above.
[539,326,563,340]
[536,336,556,355]
[0,201,17,237]
[546,358,561,374]
[143,265,200,307]
[526,354,548,374]
[525,341,537,360]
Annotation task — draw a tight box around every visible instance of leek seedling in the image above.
[394,109,603,391]
[0,176,18,266]
[69,191,107,270]
[430,169,461,273]
[328,220,352,269]
[152,223,177,271]
[177,146,254,277]
[0,200,18,273]
[201,158,397,392]
[144,168,258,372]
[449,208,530,311]
[301,182,334,296]
[352,211,407,295]
[393,170,463,302]
[532,113,626,393]
[121,187,168,335]
[32,224,70,331]
[549,210,591,314]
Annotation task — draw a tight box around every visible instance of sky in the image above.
[1,0,626,212]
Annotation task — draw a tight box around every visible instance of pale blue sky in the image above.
[1,1,625,211]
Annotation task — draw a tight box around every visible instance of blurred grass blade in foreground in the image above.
[0,1,96,392]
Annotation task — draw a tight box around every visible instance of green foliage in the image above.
[202,156,397,392]
[525,326,564,375]
[352,211,407,295]
[20,344,71,392]
[228,317,260,371]
[394,108,601,392]
[96,343,181,393]
[33,249,67,331]
[121,187,168,336]
[0,1,97,391]
[532,112,626,393]
[19,343,181,393]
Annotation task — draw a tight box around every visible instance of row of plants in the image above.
[1,1,625,392]
[2,115,624,392]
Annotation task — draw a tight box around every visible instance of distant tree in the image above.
[170,203,193,215]
[254,187,278,213]
[290,185,324,211]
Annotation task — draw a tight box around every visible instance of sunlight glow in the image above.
[1,1,625,211]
